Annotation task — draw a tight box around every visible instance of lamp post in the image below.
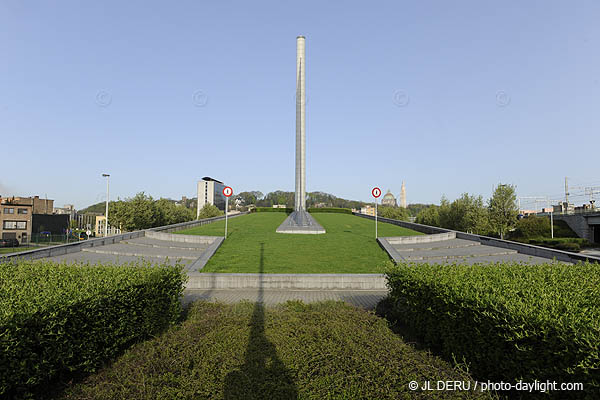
[102,174,110,237]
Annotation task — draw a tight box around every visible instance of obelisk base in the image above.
[276,211,326,234]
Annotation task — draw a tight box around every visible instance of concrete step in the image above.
[395,239,480,252]
[82,248,198,260]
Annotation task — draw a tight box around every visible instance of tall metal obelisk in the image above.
[295,35,306,212]
[276,35,325,234]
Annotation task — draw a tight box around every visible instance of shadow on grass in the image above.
[224,243,298,400]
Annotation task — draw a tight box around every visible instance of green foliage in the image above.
[77,202,106,214]
[0,260,186,398]
[378,206,409,221]
[406,203,434,217]
[488,183,518,239]
[233,191,264,206]
[197,203,223,219]
[385,261,600,398]
[60,301,491,400]
[525,237,591,252]
[108,193,196,231]
[438,194,490,234]
[253,207,293,213]
[307,207,352,214]
[511,216,551,239]
[415,205,440,226]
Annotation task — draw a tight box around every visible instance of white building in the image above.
[197,177,226,218]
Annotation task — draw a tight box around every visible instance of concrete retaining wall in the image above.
[145,231,220,244]
[386,232,455,244]
[186,273,387,290]
[354,212,600,264]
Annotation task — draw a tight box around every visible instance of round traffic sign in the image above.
[372,187,382,198]
[223,186,233,197]
[86,230,92,236]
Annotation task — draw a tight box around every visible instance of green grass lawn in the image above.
[176,212,421,273]
[58,301,490,400]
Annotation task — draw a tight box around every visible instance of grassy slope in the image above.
[177,212,421,273]
[59,301,490,400]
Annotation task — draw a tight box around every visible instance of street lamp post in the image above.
[102,174,110,237]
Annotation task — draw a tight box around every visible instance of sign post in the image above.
[223,186,233,238]
[372,187,381,239]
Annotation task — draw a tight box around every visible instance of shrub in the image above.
[60,301,492,399]
[254,207,293,213]
[307,207,352,214]
[385,261,600,398]
[197,203,223,219]
[415,205,440,227]
[511,215,551,239]
[0,260,186,398]
[378,206,409,221]
[526,237,591,252]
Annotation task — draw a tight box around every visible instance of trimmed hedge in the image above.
[253,207,293,213]
[0,260,187,398]
[512,237,592,252]
[307,207,352,214]
[385,262,600,398]
[60,301,492,399]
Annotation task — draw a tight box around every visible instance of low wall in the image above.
[353,212,600,264]
[386,232,456,245]
[186,273,387,290]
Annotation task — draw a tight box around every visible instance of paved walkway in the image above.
[183,289,388,309]
[42,236,211,269]
[384,237,562,265]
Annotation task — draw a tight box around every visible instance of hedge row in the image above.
[0,260,187,398]
[253,207,293,213]
[385,261,600,398]
[60,301,492,399]
[307,207,352,214]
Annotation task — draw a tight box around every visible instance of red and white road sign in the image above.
[223,186,233,197]
[372,187,382,198]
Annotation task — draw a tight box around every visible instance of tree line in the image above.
[415,184,518,239]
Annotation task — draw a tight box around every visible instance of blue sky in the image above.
[1,1,599,210]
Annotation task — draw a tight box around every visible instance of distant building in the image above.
[77,212,101,230]
[400,181,407,208]
[360,205,376,216]
[0,197,33,243]
[54,204,76,221]
[95,216,121,237]
[381,190,397,207]
[197,177,226,217]
[0,196,56,243]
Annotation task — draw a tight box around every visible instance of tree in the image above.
[198,203,223,219]
[416,205,440,227]
[511,215,550,239]
[378,206,409,221]
[488,184,518,239]
[437,193,489,234]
